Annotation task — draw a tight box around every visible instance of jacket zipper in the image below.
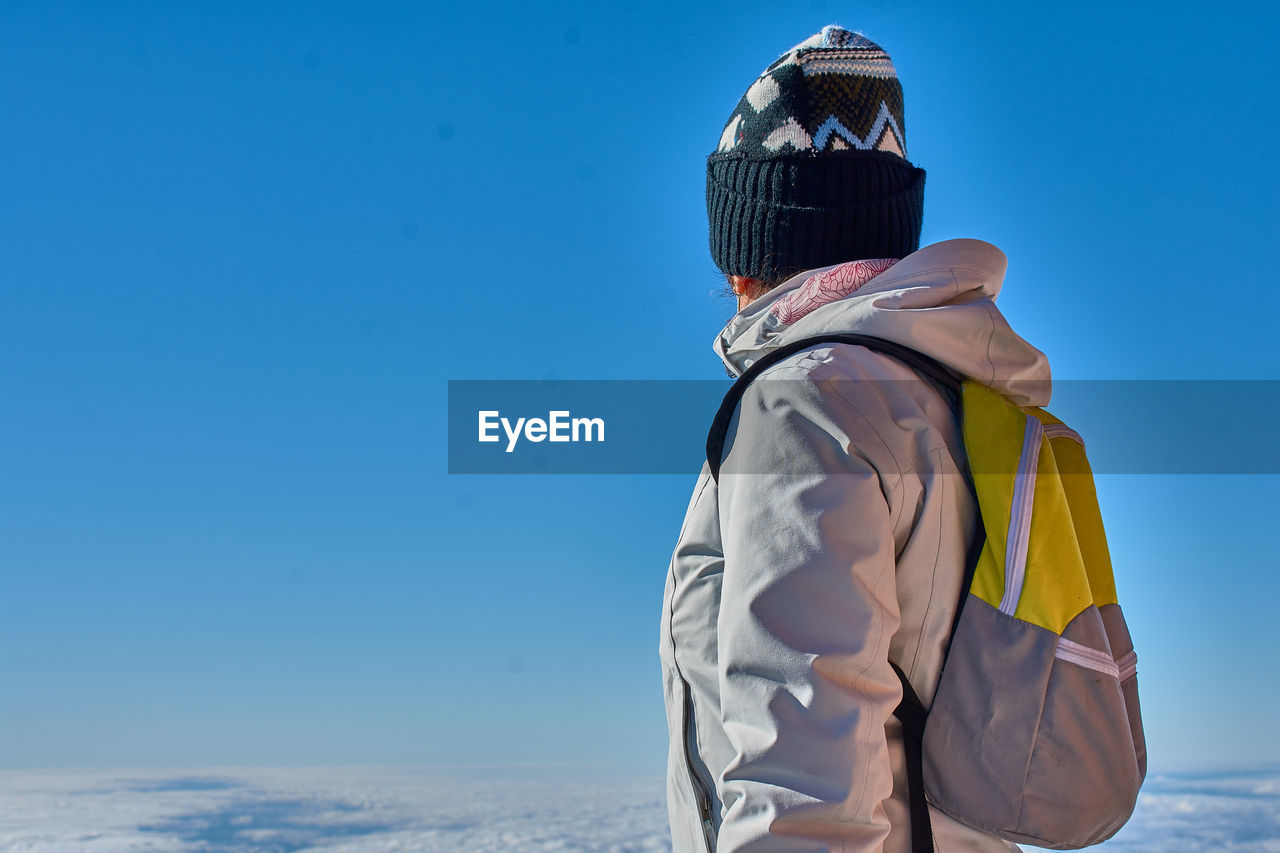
[680,675,717,852]
[999,414,1044,616]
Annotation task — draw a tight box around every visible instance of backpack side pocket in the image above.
[921,600,1144,849]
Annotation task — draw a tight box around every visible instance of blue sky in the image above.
[1,0,1277,775]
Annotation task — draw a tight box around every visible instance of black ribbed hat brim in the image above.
[707,150,925,280]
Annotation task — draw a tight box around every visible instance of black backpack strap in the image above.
[891,663,935,853]
[706,333,961,482]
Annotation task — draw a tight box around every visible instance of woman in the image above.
[659,26,1050,852]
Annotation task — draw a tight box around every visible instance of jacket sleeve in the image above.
[714,368,904,853]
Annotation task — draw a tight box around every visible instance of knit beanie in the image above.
[707,25,926,281]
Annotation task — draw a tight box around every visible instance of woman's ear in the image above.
[729,275,766,308]
[729,275,762,297]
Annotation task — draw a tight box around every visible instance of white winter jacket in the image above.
[659,239,1051,852]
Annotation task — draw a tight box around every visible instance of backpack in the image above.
[705,333,1146,852]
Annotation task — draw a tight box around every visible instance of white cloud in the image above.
[0,765,1274,851]
[1024,768,1280,852]
[0,765,670,852]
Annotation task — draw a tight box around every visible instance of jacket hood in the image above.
[713,238,1052,407]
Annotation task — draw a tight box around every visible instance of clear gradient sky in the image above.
[2,0,1277,774]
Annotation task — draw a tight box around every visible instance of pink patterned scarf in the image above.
[769,258,898,326]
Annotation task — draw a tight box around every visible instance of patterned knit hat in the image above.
[707,26,926,281]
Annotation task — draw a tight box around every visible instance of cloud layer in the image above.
[0,765,1274,851]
